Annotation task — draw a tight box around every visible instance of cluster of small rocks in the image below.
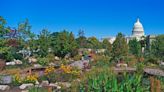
[0,80,71,92]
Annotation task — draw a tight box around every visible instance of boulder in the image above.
[0,85,10,91]
[55,56,60,61]
[35,80,39,85]
[19,83,34,90]
[70,60,89,69]
[0,75,12,84]
[40,80,49,86]
[57,82,71,88]
[21,90,29,92]
[33,64,42,68]
[160,61,164,66]
[13,59,22,64]
[28,57,37,63]
[6,59,22,65]
[6,62,15,65]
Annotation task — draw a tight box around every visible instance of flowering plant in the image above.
[44,66,55,75]
[24,74,38,84]
[12,73,22,86]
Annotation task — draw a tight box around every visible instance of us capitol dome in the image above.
[132,18,145,38]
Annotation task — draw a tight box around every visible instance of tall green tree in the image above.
[51,30,77,58]
[76,30,87,48]
[129,38,141,57]
[102,39,112,56]
[87,37,101,49]
[37,29,51,57]
[112,33,128,60]
[151,35,164,60]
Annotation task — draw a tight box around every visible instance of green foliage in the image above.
[102,39,112,56]
[129,38,142,57]
[37,29,51,57]
[78,68,149,92]
[0,16,7,37]
[151,35,164,61]
[112,33,129,61]
[28,87,48,92]
[87,37,102,49]
[51,30,78,58]
[76,30,88,48]
[37,57,49,66]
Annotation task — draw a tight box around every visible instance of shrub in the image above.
[28,87,48,92]
[12,73,22,86]
[76,68,149,92]
[37,57,49,66]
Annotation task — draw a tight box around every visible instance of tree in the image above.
[76,30,87,48]
[112,33,128,61]
[129,38,141,57]
[151,35,164,61]
[51,30,78,58]
[0,16,8,38]
[37,29,51,57]
[102,39,112,56]
[87,37,101,49]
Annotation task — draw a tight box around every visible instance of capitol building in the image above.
[104,18,155,44]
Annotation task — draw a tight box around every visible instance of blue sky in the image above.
[0,0,164,39]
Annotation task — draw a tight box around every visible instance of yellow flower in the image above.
[24,74,38,83]
[44,66,55,75]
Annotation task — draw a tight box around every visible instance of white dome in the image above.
[132,18,144,37]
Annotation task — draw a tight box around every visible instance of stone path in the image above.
[113,67,164,77]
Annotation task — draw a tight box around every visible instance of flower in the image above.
[24,74,38,84]
[60,64,80,75]
[60,64,72,74]
[44,66,55,75]
[13,73,22,84]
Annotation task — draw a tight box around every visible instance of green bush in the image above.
[28,87,48,92]
[73,67,150,92]
[37,57,49,66]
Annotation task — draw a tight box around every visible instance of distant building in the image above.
[102,18,156,51]
[102,18,145,44]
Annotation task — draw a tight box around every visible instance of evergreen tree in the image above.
[112,33,128,61]
[102,39,112,56]
[129,38,141,57]
[151,35,164,60]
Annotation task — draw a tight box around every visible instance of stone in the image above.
[70,60,89,69]
[6,62,15,65]
[19,83,34,90]
[35,80,39,85]
[14,59,22,64]
[160,61,164,66]
[21,90,29,92]
[0,75,12,84]
[33,64,42,68]
[28,57,37,63]
[49,83,58,87]
[0,85,10,91]
[58,82,71,88]
[55,56,60,61]
[116,63,128,68]
[40,80,49,86]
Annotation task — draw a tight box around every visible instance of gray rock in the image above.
[0,75,12,84]
[19,83,34,90]
[21,90,29,92]
[70,60,89,69]
[58,82,71,88]
[33,64,42,68]
[0,85,10,91]
[40,80,49,86]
